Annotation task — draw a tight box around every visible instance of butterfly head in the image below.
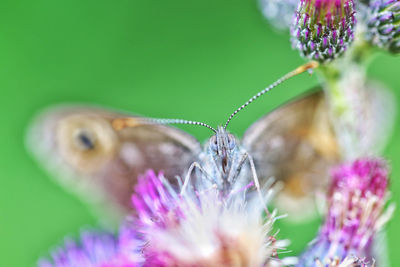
[111,62,320,185]
[208,126,237,176]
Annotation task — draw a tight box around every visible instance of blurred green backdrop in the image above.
[0,0,399,266]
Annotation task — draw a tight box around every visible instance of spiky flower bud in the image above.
[367,0,400,53]
[297,158,393,266]
[291,0,357,62]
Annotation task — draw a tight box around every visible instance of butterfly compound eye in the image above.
[227,134,235,150]
[210,135,218,152]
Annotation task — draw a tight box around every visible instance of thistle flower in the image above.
[129,170,294,267]
[37,169,295,266]
[297,158,392,266]
[367,0,400,53]
[291,0,357,62]
[259,0,298,30]
[37,230,131,267]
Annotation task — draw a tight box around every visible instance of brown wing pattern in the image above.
[242,90,340,220]
[27,106,202,221]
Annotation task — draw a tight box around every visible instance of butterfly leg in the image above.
[240,152,271,216]
[230,152,249,184]
[181,162,212,195]
[232,151,260,189]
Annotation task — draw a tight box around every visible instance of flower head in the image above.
[38,169,294,267]
[297,158,392,266]
[37,230,132,267]
[128,170,294,266]
[367,0,400,53]
[291,0,356,62]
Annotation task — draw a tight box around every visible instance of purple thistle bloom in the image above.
[38,170,295,266]
[291,0,356,62]
[297,158,392,266]
[38,230,137,267]
[126,170,294,266]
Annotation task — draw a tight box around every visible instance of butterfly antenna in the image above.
[223,61,319,129]
[113,117,217,133]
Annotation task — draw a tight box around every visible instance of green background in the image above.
[0,0,399,266]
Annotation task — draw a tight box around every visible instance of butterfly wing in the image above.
[242,90,340,221]
[27,105,202,221]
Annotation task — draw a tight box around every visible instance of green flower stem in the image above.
[315,38,374,158]
[317,65,347,118]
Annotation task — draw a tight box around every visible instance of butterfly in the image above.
[27,62,343,222]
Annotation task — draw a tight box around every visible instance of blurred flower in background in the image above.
[297,158,393,266]
[367,0,400,53]
[38,231,124,267]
